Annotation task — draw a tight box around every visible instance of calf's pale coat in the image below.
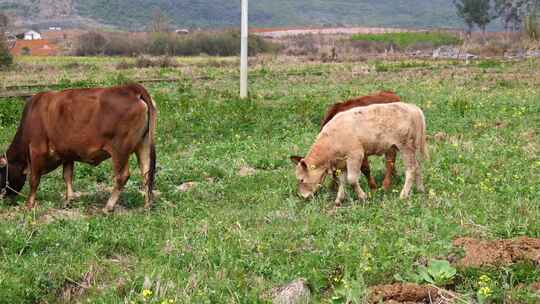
[291,102,427,205]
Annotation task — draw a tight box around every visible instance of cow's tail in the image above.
[416,107,429,161]
[134,84,157,200]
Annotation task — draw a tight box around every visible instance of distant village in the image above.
[4,27,191,57]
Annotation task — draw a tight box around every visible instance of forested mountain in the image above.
[1,0,466,30]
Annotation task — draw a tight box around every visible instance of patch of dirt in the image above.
[453,237,540,267]
[238,165,257,177]
[40,209,86,224]
[368,283,455,304]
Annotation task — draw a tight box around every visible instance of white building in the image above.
[23,30,42,40]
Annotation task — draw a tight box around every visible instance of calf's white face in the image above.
[290,156,327,199]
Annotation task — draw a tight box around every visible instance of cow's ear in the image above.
[299,160,308,170]
[0,157,6,168]
[290,155,303,165]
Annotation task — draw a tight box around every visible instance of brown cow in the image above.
[321,91,401,191]
[291,102,427,205]
[0,84,157,213]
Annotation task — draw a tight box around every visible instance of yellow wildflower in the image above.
[478,286,492,297]
[142,289,153,298]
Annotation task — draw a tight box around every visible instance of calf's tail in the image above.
[416,108,429,160]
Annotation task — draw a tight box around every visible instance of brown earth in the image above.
[453,237,540,267]
[368,283,455,304]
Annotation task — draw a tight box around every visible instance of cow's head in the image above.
[290,155,327,199]
[0,155,27,197]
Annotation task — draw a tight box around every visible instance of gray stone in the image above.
[272,278,311,304]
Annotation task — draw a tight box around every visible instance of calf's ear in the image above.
[290,156,303,165]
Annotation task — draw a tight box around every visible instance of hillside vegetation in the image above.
[0,0,463,30]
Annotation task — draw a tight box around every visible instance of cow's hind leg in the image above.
[135,138,153,209]
[103,153,130,213]
[346,152,367,202]
[399,148,418,199]
[63,162,75,203]
[360,156,377,191]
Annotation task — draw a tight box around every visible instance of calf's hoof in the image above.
[399,192,410,200]
[101,207,114,215]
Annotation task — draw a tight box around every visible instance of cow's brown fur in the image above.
[292,102,427,205]
[0,84,157,212]
[321,91,401,190]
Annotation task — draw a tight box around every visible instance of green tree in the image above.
[454,0,497,34]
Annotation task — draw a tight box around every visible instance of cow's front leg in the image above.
[26,172,41,209]
[347,153,367,202]
[63,162,75,202]
[103,154,130,213]
[382,148,397,191]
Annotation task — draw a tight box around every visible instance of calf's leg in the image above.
[103,153,130,213]
[334,171,347,206]
[346,153,367,202]
[399,148,418,199]
[63,162,75,202]
[360,157,378,190]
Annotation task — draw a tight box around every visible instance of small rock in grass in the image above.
[238,166,256,177]
[272,278,311,304]
[177,181,198,192]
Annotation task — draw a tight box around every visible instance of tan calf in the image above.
[291,102,427,205]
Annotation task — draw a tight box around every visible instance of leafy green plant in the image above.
[418,260,457,286]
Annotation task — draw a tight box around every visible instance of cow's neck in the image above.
[6,129,28,167]
[305,133,335,170]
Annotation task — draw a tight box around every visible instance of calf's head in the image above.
[290,156,327,199]
[0,155,27,197]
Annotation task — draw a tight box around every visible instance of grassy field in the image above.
[351,32,462,50]
[0,55,539,303]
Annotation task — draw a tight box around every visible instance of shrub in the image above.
[0,32,13,68]
[74,30,279,57]
[74,31,107,56]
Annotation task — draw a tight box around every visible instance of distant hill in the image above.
[0,0,472,30]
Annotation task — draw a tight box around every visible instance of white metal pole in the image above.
[240,0,248,99]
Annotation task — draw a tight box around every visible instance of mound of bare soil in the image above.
[453,237,540,267]
[368,283,455,304]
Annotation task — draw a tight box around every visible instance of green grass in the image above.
[351,31,462,50]
[0,56,539,303]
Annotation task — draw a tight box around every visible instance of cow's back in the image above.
[24,85,150,164]
[321,91,400,128]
